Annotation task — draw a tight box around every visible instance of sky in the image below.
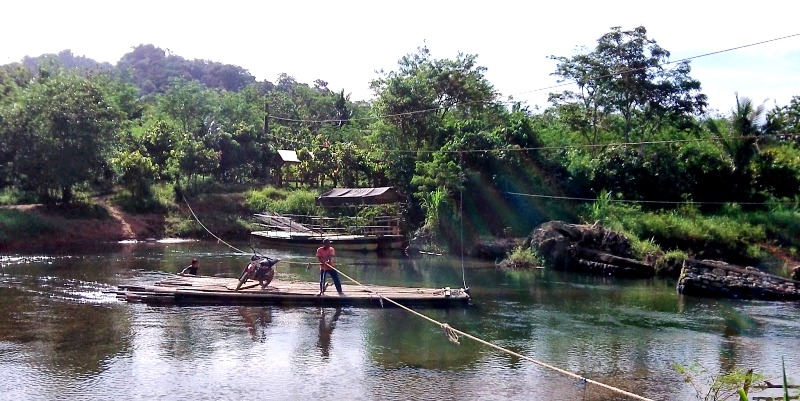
[3,0,798,114]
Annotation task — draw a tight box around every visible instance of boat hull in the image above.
[250,231,406,253]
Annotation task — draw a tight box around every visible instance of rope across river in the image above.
[182,195,655,401]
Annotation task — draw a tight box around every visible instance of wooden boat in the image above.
[116,275,471,308]
[251,187,407,253]
[250,229,405,252]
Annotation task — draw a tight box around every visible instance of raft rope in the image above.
[328,266,655,401]
[182,195,652,401]
[459,151,468,291]
[182,195,248,255]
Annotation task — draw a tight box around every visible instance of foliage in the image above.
[549,26,707,143]
[116,44,257,95]
[503,246,543,268]
[674,362,763,401]
[752,143,800,199]
[653,249,689,276]
[588,200,766,263]
[2,35,800,260]
[112,149,157,199]
[0,209,57,242]
[1,71,123,204]
[420,187,447,230]
[0,188,38,205]
[729,202,800,250]
[245,186,291,213]
[245,187,319,216]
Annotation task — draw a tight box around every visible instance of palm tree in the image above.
[707,92,768,200]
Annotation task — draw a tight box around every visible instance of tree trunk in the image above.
[61,186,73,204]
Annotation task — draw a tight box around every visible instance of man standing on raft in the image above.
[316,238,343,296]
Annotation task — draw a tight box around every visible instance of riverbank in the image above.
[0,198,167,252]
[0,191,261,253]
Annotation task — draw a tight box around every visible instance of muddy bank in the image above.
[0,201,166,253]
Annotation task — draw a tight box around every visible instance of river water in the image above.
[1,240,798,401]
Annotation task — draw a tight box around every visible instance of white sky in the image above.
[3,0,798,114]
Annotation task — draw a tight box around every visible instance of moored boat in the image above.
[251,187,407,254]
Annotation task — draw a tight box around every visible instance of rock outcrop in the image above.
[528,221,654,278]
[677,259,800,300]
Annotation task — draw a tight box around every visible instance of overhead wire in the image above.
[266,32,800,125]
[503,191,800,206]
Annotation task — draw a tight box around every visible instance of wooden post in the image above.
[264,98,270,181]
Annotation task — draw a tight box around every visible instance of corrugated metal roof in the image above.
[278,150,301,163]
[317,187,403,206]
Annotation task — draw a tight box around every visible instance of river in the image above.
[1,240,798,400]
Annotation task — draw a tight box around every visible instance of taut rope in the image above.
[182,194,652,400]
[329,266,654,401]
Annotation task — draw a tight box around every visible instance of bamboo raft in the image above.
[116,275,471,308]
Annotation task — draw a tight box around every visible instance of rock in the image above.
[468,237,524,260]
[678,259,800,300]
[528,221,653,278]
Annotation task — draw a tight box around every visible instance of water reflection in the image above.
[316,307,341,358]
[239,306,273,342]
[0,241,799,400]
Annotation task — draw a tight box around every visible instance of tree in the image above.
[333,89,351,127]
[112,149,157,199]
[157,78,219,136]
[765,95,800,139]
[2,73,122,203]
[139,120,180,179]
[369,46,499,207]
[707,93,769,200]
[550,26,707,143]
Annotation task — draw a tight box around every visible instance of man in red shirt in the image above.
[316,238,343,296]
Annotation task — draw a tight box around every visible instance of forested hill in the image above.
[11,44,267,95]
[2,26,800,267]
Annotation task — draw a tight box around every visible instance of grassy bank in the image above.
[587,194,800,272]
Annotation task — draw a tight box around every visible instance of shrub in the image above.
[503,245,543,268]
[0,209,57,242]
[246,187,319,216]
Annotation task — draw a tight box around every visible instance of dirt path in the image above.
[96,197,136,239]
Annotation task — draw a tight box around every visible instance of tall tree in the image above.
[550,26,707,142]
[707,92,769,200]
[2,73,122,203]
[369,46,499,205]
[157,78,219,136]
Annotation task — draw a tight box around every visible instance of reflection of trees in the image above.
[365,309,482,369]
[718,304,761,373]
[0,290,131,377]
[316,308,341,358]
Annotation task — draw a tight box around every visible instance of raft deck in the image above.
[116,275,471,308]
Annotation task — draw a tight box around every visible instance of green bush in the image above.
[0,188,39,205]
[245,187,319,216]
[0,210,57,241]
[735,203,800,249]
[653,250,688,277]
[245,186,290,212]
[503,245,543,268]
[586,200,766,263]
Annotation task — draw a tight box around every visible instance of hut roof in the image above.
[317,187,402,206]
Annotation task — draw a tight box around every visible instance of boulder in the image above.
[528,221,654,278]
[677,259,800,300]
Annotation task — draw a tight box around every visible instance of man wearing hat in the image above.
[316,238,343,296]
